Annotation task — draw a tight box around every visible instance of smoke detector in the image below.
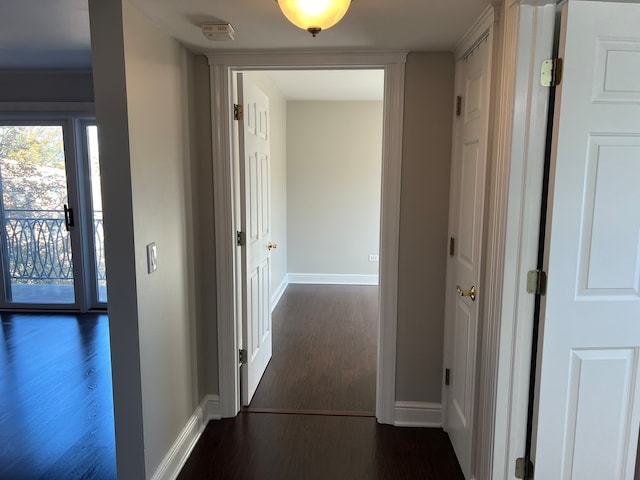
[202,23,235,41]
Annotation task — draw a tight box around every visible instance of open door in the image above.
[443,28,493,479]
[237,73,273,406]
[533,1,640,478]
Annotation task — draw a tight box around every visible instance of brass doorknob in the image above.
[456,285,476,302]
[267,242,278,251]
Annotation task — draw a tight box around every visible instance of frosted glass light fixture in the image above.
[277,0,351,37]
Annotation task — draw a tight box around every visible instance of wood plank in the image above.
[178,412,465,479]
[248,284,378,414]
[0,313,116,479]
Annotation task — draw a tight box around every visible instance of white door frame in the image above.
[472,1,557,479]
[207,51,407,423]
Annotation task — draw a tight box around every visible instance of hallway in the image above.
[178,285,464,479]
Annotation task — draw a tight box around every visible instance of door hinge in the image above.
[526,269,547,296]
[540,58,562,87]
[234,104,243,121]
[455,96,462,116]
[449,237,455,257]
[445,368,451,386]
[515,457,534,479]
[236,231,246,246]
[239,349,247,365]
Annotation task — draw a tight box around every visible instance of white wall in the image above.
[286,101,383,278]
[242,72,288,301]
[89,0,201,477]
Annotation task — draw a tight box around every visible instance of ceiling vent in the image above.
[201,23,235,41]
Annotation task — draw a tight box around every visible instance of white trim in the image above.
[203,394,222,421]
[485,4,556,480]
[211,61,240,419]
[376,60,405,426]
[150,395,220,480]
[270,275,289,312]
[394,401,443,428]
[455,5,498,60]
[473,3,511,477]
[209,51,406,425]
[207,50,407,67]
[288,273,379,286]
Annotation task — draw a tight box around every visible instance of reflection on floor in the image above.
[0,313,116,479]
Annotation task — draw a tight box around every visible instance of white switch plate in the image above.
[368,254,379,262]
[147,242,157,273]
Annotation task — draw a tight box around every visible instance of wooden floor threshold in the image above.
[242,407,375,418]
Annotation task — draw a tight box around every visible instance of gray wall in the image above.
[0,71,94,102]
[395,52,455,403]
[286,101,383,277]
[186,53,217,402]
[89,0,205,477]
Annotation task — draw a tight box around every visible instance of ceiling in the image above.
[133,0,492,55]
[0,0,490,100]
[0,0,491,70]
[255,70,384,101]
[0,0,92,70]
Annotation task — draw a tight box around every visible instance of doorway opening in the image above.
[210,51,406,423]
[0,116,107,311]
[236,69,384,414]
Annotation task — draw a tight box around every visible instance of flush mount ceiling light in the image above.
[277,0,351,37]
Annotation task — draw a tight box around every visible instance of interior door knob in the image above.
[456,285,476,302]
[267,242,278,251]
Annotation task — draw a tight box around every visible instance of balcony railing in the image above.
[2,209,106,283]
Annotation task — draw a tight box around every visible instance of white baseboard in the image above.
[271,276,288,312]
[288,273,379,286]
[203,394,221,421]
[150,394,220,480]
[394,401,442,427]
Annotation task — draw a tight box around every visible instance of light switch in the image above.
[147,242,157,274]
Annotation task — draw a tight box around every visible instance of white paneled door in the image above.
[237,74,273,406]
[533,2,640,479]
[444,33,492,479]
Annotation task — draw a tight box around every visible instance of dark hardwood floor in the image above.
[0,313,116,480]
[0,288,463,479]
[178,412,465,480]
[248,284,378,414]
[179,284,464,479]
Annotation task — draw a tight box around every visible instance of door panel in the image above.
[0,121,107,310]
[533,2,640,479]
[0,124,76,305]
[238,74,273,406]
[445,33,493,479]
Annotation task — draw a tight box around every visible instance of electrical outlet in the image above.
[147,242,157,273]
[368,254,379,262]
